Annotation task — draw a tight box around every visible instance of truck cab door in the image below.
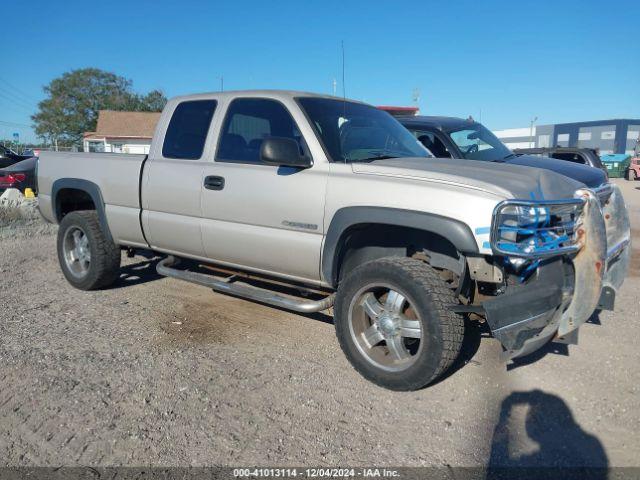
[200,97,328,284]
[142,99,218,258]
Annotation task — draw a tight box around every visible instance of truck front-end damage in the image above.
[477,183,630,359]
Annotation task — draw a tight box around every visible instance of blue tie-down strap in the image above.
[495,233,570,255]
[518,259,540,283]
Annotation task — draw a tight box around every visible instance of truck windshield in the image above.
[297,97,430,162]
[447,124,513,161]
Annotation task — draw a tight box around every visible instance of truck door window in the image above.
[216,98,307,164]
[162,100,217,160]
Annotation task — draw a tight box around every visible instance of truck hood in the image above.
[506,154,606,188]
[352,157,585,200]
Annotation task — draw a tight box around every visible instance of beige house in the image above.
[83,110,161,154]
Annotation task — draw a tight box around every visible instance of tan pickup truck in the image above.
[37,90,630,390]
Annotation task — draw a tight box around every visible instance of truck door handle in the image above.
[204,175,225,190]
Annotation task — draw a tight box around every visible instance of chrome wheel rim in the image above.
[348,283,424,372]
[62,226,91,278]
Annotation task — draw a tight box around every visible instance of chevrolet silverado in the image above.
[37,91,631,390]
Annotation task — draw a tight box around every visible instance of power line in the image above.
[0,78,39,113]
[0,119,32,128]
[0,77,39,104]
[0,85,35,106]
[0,89,35,113]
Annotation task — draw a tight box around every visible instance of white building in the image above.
[493,119,640,155]
[492,127,537,150]
[83,110,161,154]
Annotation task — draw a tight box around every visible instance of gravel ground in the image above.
[0,180,638,468]
[0,197,56,240]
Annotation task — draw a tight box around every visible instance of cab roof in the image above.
[170,89,366,105]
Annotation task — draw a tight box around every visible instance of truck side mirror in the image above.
[260,137,312,168]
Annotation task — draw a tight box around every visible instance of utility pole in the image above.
[341,40,346,101]
[529,116,538,148]
[412,88,420,113]
[218,76,224,92]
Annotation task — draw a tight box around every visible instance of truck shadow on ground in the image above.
[487,389,608,479]
[431,316,485,385]
[113,257,164,289]
[506,342,569,371]
[507,310,602,371]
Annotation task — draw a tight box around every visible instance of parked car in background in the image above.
[37,90,630,391]
[513,146,606,175]
[0,144,33,168]
[599,154,632,179]
[0,156,38,194]
[396,116,608,188]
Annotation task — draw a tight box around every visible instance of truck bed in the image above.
[37,151,148,247]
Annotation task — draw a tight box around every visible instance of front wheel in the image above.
[57,210,121,290]
[334,257,464,391]
[628,169,637,181]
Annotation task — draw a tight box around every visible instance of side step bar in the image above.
[156,256,335,313]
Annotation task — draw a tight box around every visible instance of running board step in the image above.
[156,256,335,313]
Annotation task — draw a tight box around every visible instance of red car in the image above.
[0,157,37,193]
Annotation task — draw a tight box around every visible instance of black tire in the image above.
[628,169,637,181]
[57,210,121,290]
[334,257,464,391]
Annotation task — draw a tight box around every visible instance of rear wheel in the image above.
[57,211,121,290]
[334,257,464,391]
[628,169,637,181]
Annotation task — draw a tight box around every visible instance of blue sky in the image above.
[1,0,639,143]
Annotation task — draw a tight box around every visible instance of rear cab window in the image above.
[162,100,217,160]
[552,152,587,164]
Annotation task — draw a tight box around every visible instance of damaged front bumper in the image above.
[482,183,631,359]
[482,258,572,358]
[558,184,631,336]
[600,184,631,307]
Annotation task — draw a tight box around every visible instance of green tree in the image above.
[32,68,167,145]
[133,90,168,112]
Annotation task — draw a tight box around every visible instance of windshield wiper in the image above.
[490,153,515,162]
[351,155,400,163]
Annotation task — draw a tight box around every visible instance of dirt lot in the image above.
[0,180,638,468]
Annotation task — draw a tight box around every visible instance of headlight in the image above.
[491,199,585,258]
